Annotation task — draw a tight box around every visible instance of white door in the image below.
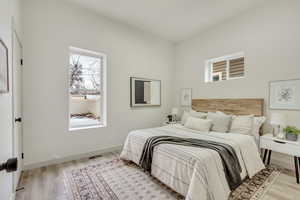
[0,12,14,200]
[12,31,23,191]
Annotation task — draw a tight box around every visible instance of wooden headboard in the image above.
[192,99,264,116]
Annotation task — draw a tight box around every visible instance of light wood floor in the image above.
[16,152,300,200]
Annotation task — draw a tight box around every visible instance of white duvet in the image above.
[120,125,265,200]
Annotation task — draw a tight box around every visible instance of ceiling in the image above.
[66,0,266,42]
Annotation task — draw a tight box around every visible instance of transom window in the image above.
[69,47,107,130]
[205,52,245,83]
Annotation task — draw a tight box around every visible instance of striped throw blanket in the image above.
[139,135,242,190]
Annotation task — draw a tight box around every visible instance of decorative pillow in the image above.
[230,115,254,135]
[181,111,191,125]
[184,117,212,132]
[216,111,234,129]
[190,110,207,119]
[207,112,232,132]
[252,116,266,138]
[181,110,207,125]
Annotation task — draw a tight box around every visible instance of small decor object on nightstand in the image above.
[284,126,300,141]
[167,115,173,123]
[171,107,179,122]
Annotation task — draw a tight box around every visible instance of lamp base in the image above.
[172,115,177,122]
[276,132,285,140]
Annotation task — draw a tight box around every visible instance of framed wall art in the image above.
[269,79,300,110]
[181,88,192,107]
[0,39,9,93]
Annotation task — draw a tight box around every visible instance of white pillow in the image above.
[218,112,265,137]
[230,115,254,135]
[184,117,212,132]
[252,116,266,138]
[207,112,232,132]
[216,111,232,117]
[216,111,234,128]
[190,110,207,119]
[181,110,207,125]
[181,111,191,125]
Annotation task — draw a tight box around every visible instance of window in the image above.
[69,47,107,130]
[205,52,245,83]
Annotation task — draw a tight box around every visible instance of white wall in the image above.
[174,0,300,169]
[23,0,174,168]
[0,0,22,199]
[22,0,300,170]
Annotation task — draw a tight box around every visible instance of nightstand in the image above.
[260,133,300,184]
[163,121,181,126]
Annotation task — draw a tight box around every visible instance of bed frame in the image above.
[192,98,264,116]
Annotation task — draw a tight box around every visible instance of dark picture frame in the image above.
[0,39,9,93]
[130,77,161,107]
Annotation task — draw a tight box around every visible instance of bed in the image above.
[120,99,265,200]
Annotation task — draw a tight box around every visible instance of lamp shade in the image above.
[270,113,286,125]
[171,107,179,115]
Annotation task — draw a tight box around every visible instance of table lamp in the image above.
[270,113,286,139]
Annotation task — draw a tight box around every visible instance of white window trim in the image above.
[205,52,244,83]
[68,47,107,131]
[69,124,106,132]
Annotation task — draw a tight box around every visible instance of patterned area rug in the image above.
[64,158,280,200]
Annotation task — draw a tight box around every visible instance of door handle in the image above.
[15,117,22,122]
[0,158,18,173]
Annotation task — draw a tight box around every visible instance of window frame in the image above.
[205,52,245,83]
[68,46,107,131]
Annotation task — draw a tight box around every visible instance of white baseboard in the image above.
[23,145,122,170]
[10,193,15,200]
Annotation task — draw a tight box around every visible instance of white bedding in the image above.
[120,125,265,200]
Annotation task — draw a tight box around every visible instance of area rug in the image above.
[64,158,280,200]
